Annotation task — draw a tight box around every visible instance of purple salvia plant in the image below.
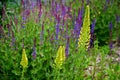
[90,18,96,48]
[32,38,36,60]
[109,22,113,30]
[38,2,42,19]
[55,14,61,41]
[61,5,66,18]
[51,0,55,13]
[74,9,83,45]
[55,21,60,41]
[116,15,120,23]
[91,18,96,34]
[65,36,69,58]
[109,22,113,51]
[55,2,60,14]
[21,0,25,8]
[32,48,36,60]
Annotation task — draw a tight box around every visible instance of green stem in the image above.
[21,68,25,80]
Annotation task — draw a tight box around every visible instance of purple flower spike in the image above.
[91,18,96,34]
[109,22,113,52]
[116,15,120,23]
[55,22,60,40]
[55,2,60,13]
[65,36,69,58]
[62,5,66,18]
[109,22,113,30]
[38,2,42,18]
[52,0,55,8]
[109,42,113,50]
[32,47,36,60]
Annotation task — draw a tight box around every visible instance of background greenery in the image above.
[0,0,120,80]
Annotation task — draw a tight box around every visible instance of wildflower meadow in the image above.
[0,0,120,80]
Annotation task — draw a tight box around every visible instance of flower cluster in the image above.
[78,5,90,50]
[20,48,28,68]
[54,46,65,69]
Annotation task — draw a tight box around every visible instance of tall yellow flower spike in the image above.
[20,49,28,68]
[78,5,90,50]
[54,46,66,69]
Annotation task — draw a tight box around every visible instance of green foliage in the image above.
[0,0,120,80]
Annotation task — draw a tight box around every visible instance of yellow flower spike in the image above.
[20,48,28,68]
[78,5,90,50]
[54,46,66,69]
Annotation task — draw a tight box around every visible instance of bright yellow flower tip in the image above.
[54,46,66,69]
[20,49,28,68]
[78,5,90,50]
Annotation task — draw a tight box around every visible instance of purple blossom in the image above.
[32,47,36,60]
[52,0,55,6]
[90,19,96,48]
[109,22,113,51]
[65,36,69,58]
[109,42,113,50]
[91,18,96,34]
[116,15,120,23]
[55,22,60,40]
[21,0,25,8]
[38,2,42,18]
[30,2,36,9]
[109,22,113,30]
[55,2,60,13]
[78,8,82,21]
[62,5,66,18]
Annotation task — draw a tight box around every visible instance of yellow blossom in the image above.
[78,5,90,50]
[54,46,66,69]
[20,49,28,68]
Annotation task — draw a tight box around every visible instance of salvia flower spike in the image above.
[78,5,90,50]
[20,48,28,68]
[54,46,65,69]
